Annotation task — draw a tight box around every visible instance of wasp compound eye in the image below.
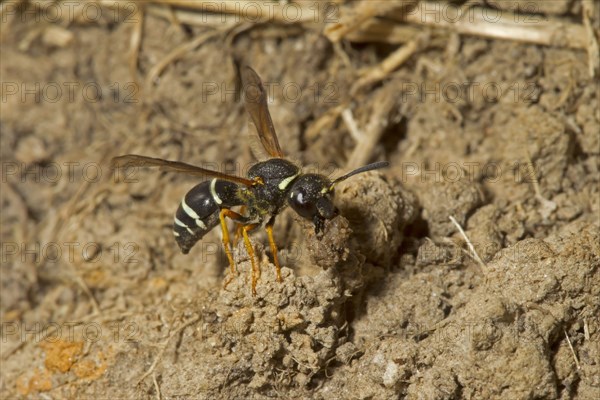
[289,186,318,220]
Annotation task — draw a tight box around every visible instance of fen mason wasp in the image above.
[111,66,388,295]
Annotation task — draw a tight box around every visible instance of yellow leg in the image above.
[233,205,247,244]
[219,209,245,289]
[265,223,282,282]
[242,224,260,296]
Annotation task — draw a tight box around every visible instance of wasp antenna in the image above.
[330,161,389,190]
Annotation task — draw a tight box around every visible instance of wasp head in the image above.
[288,174,337,235]
[287,161,389,235]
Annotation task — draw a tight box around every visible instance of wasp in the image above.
[112,66,388,295]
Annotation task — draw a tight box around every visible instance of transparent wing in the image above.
[111,154,254,186]
[241,66,284,158]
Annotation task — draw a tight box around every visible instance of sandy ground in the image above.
[1,1,599,399]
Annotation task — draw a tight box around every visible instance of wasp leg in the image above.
[233,205,247,245]
[265,218,282,283]
[241,223,260,296]
[219,208,247,289]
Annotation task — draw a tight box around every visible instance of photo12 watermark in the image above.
[1,241,139,265]
[1,1,139,24]
[398,161,542,184]
[1,1,341,25]
[1,321,140,344]
[1,81,139,105]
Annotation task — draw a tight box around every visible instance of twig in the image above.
[152,373,162,400]
[524,151,557,219]
[137,316,201,385]
[345,18,421,44]
[324,0,412,43]
[582,0,600,78]
[350,37,422,96]
[343,2,589,51]
[389,2,588,50]
[2,182,29,243]
[346,93,395,170]
[449,216,487,269]
[146,4,239,28]
[146,0,315,23]
[552,68,576,110]
[333,41,353,70]
[341,108,363,142]
[129,3,144,90]
[564,328,581,370]
[144,29,222,89]
[583,319,590,341]
[305,102,349,140]
[74,276,101,315]
[306,37,422,141]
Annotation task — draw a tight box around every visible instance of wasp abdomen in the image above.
[173,179,242,254]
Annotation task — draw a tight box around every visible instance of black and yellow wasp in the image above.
[112,66,388,295]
